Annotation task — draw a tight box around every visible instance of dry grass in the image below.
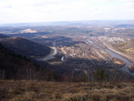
[0,80,134,101]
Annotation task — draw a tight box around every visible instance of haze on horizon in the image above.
[0,0,134,24]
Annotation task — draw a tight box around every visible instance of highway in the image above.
[88,38,134,75]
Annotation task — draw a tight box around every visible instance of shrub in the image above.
[62,93,87,101]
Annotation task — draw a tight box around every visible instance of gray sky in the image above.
[0,0,134,24]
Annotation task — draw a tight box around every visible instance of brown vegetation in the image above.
[1,80,134,101]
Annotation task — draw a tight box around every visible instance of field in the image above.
[1,80,134,101]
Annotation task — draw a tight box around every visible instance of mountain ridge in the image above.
[0,36,51,57]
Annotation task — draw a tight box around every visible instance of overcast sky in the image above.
[0,0,134,24]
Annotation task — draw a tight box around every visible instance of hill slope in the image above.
[0,42,56,80]
[0,36,51,57]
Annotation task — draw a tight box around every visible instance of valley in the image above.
[0,21,134,82]
[1,21,134,101]
[1,0,134,100]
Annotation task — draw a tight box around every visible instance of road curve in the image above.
[37,40,57,61]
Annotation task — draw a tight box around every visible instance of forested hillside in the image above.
[0,42,56,80]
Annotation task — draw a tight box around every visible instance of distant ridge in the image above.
[1,20,134,27]
[0,34,9,38]
[115,24,134,28]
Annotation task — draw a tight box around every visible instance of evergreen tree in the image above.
[93,67,106,83]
